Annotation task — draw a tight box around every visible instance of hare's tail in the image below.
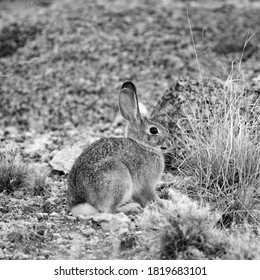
[70,203,99,217]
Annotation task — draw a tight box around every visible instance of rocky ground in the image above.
[0,0,260,260]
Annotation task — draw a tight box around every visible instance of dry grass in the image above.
[175,74,260,227]
[173,7,260,227]
[0,148,49,195]
[134,190,260,259]
[0,148,29,194]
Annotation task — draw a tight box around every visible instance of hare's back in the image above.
[76,137,134,165]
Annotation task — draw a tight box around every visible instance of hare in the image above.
[67,81,172,216]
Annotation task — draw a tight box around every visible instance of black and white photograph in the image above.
[0,0,260,277]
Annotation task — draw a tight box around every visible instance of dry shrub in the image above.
[177,79,260,226]
[135,190,260,259]
[0,148,49,195]
[0,149,29,194]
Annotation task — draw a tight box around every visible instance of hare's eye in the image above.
[150,127,158,134]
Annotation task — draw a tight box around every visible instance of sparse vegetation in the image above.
[175,78,260,227]
[132,190,260,260]
[0,149,29,194]
[0,0,260,260]
[0,148,49,196]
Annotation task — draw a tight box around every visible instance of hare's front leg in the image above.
[133,182,166,208]
[117,202,142,215]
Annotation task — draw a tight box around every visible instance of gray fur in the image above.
[67,82,171,216]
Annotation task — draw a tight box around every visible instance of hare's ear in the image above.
[121,81,137,94]
[119,84,141,126]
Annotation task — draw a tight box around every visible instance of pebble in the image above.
[101,220,129,232]
[59,210,66,216]
[81,227,95,237]
[66,215,77,221]
[4,126,19,137]
[14,252,30,259]
[56,238,64,244]
[49,212,60,217]
[53,233,61,239]
[115,212,130,224]
[78,215,90,221]
[118,227,129,236]
[113,127,124,135]
[41,250,50,257]
[92,213,114,223]
[93,212,130,233]
[29,217,38,223]
[36,212,49,219]
[46,197,56,205]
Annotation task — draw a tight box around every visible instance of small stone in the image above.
[46,197,56,204]
[78,215,89,221]
[13,252,30,259]
[36,212,48,219]
[100,214,129,232]
[118,227,129,236]
[4,126,19,137]
[92,213,114,223]
[59,210,66,216]
[81,227,94,237]
[91,213,131,232]
[25,134,51,155]
[113,127,124,135]
[49,146,83,174]
[53,233,61,239]
[41,250,50,257]
[50,212,59,217]
[66,215,77,221]
[29,217,38,223]
[42,198,56,213]
[100,222,113,232]
[56,238,64,244]
[115,212,130,224]
[67,233,75,240]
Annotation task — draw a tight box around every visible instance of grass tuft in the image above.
[177,77,260,226]
[29,169,50,196]
[134,190,260,259]
[0,148,49,196]
[0,148,29,194]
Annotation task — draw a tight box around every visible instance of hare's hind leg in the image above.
[94,160,141,214]
[70,203,99,217]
